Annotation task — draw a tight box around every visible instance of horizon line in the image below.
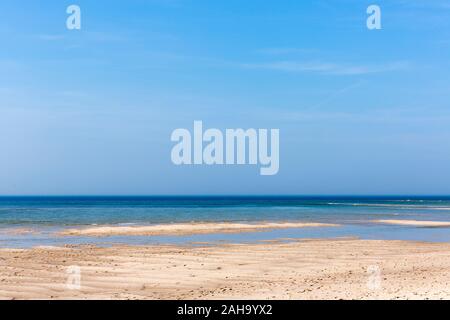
[1,194,450,198]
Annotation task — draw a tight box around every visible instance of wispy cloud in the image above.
[276,109,450,125]
[257,47,316,55]
[85,31,127,43]
[145,0,184,8]
[35,31,128,43]
[0,59,22,71]
[242,61,411,75]
[396,0,450,10]
[36,34,66,41]
[309,81,365,109]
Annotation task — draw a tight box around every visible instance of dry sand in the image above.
[58,222,339,237]
[374,220,450,227]
[1,239,449,300]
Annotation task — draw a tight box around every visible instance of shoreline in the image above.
[3,219,450,249]
[1,238,449,300]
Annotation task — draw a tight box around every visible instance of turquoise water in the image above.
[1,196,450,247]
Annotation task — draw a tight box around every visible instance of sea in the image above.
[1,196,450,248]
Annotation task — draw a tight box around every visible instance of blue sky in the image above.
[1,0,450,195]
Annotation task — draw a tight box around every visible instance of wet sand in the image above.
[58,222,339,237]
[1,239,449,300]
[374,220,450,227]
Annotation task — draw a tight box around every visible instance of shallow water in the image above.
[1,196,450,247]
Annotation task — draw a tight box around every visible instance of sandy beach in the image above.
[1,238,449,300]
[58,222,339,237]
[373,220,450,227]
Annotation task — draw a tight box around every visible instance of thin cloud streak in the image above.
[36,34,66,41]
[242,61,411,75]
[256,47,317,55]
